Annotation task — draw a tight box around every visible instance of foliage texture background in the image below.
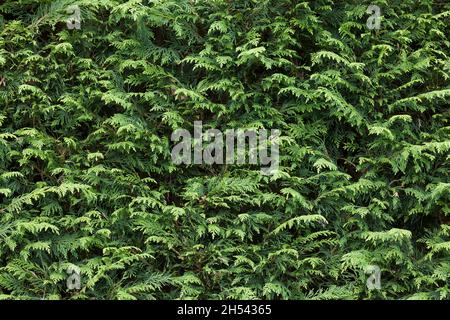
[0,0,449,300]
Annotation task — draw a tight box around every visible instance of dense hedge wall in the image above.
[0,0,449,300]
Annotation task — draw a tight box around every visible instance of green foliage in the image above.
[0,0,448,300]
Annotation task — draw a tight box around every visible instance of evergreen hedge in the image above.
[0,0,449,300]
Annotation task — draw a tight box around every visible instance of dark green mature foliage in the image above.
[0,0,449,300]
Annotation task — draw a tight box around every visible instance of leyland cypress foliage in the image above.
[0,0,448,300]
